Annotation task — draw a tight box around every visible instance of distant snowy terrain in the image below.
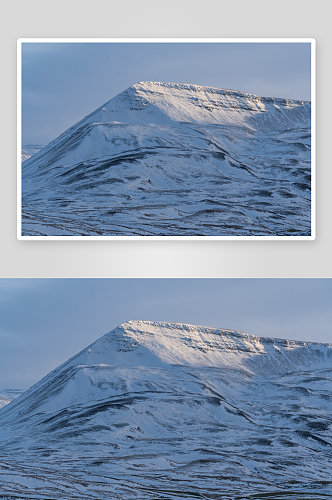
[21,82,311,236]
[0,389,25,409]
[21,144,44,163]
[0,321,330,499]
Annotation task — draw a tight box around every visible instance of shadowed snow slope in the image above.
[0,321,331,499]
[22,82,312,237]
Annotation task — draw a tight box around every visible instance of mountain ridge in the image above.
[1,320,331,421]
[23,81,311,172]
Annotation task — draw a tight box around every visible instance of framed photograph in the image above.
[18,38,315,240]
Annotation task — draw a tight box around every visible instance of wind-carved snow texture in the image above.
[0,321,331,499]
[21,82,311,236]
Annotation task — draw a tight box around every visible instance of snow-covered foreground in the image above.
[0,321,330,499]
[21,82,311,237]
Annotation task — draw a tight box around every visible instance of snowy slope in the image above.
[0,321,331,499]
[21,82,312,237]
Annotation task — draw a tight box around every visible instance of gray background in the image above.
[1,0,331,277]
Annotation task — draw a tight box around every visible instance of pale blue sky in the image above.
[21,41,311,145]
[0,279,330,388]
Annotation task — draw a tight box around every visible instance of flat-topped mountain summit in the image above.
[55,319,332,373]
[22,81,311,177]
[71,81,310,130]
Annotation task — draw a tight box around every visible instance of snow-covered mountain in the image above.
[0,321,330,499]
[21,82,312,237]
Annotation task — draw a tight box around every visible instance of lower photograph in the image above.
[0,278,331,500]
